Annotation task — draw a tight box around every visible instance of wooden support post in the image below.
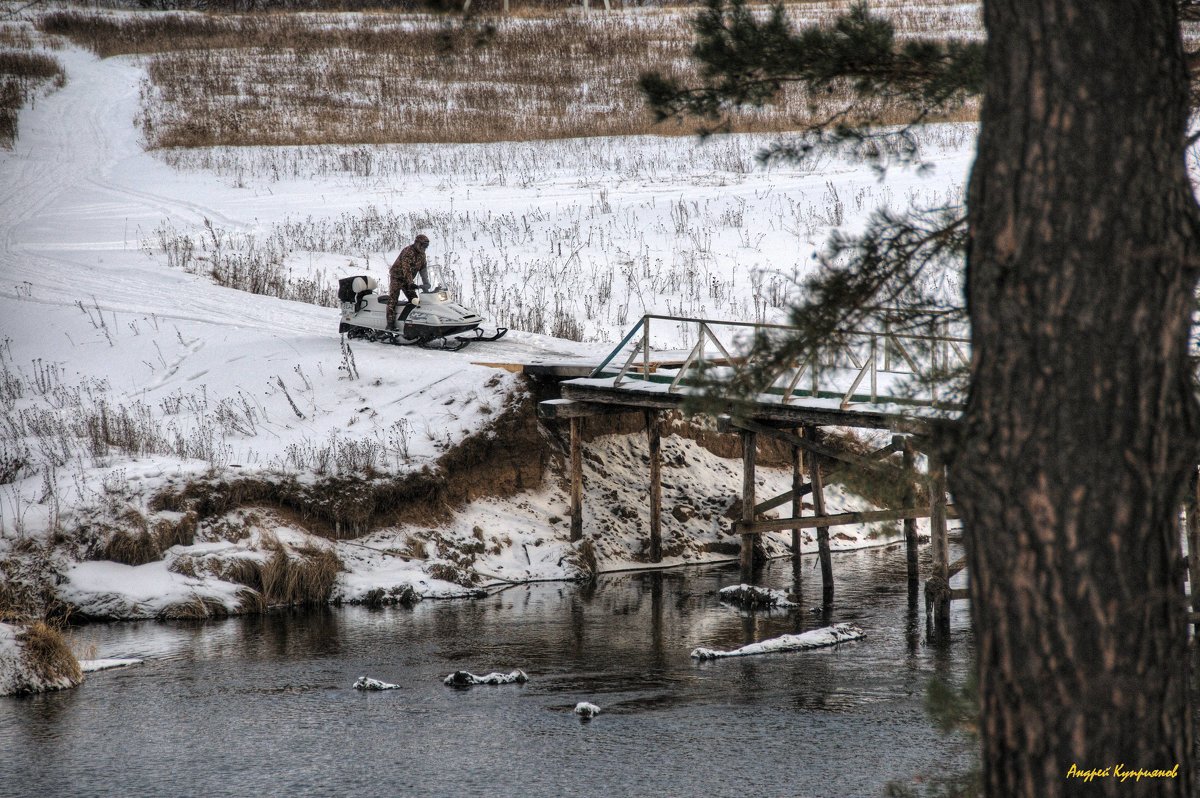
[570,417,583,543]
[1188,466,1200,623]
[646,410,662,563]
[899,435,919,601]
[740,429,757,583]
[926,448,950,636]
[791,434,803,576]
[806,425,833,607]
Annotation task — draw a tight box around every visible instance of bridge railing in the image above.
[589,314,970,410]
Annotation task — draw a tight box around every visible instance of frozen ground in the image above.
[0,44,970,619]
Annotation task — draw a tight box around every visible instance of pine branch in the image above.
[695,207,967,403]
[645,1,977,406]
[640,0,984,161]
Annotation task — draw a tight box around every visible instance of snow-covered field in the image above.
[0,41,973,620]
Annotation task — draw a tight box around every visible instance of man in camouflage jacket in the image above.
[387,234,431,329]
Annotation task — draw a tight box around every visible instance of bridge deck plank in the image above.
[559,380,925,431]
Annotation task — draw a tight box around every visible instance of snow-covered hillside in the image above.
[0,45,971,619]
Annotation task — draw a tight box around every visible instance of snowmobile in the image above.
[336,275,507,352]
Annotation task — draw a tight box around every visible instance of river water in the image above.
[2,544,973,798]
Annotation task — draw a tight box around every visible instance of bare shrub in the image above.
[0,80,20,147]
[282,435,383,476]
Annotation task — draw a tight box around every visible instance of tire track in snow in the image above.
[0,49,242,309]
[0,47,594,376]
[83,176,242,231]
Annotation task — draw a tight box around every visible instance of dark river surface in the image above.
[2,544,974,798]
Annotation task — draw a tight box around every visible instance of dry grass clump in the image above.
[167,533,342,607]
[0,554,56,624]
[101,509,196,565]
[259,541,341,605]
[0,21,41,51]
[403,537,429,559]
[236,588,268,614]
[18,621,83,686]
[0,50,64,82]
[0,49,66,147]
[156,594,236,619]
[102,528,161,566]
[156,536,305,616]
[425,561,477,587]
[36,7,976,150]
[564,538,598,581]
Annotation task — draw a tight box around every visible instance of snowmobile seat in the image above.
[337,275,379,312]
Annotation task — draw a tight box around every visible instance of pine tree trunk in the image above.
[952,1,1200,795]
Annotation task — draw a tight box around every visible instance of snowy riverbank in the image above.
[0,43,960,621]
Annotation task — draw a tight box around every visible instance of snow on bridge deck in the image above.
[532,314,966,430]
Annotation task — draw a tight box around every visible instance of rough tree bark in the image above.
[951,1,1200,795]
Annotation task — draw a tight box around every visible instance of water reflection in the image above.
[1,544,974,798]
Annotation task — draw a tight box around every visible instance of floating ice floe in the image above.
[353,676,400,690]
[443,670,528,687]
[690,623,864,660]
[717,584,798,610]
[80,658,143,673]
[574,702,601,719]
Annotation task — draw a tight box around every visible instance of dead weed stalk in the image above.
[37,8,976,149]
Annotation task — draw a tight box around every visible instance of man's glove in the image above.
[411,295,421,307]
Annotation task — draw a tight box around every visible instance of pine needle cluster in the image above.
[641,1,982,403]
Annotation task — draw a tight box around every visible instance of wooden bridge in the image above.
[536,313,970,634]
[525,312,1200,640]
